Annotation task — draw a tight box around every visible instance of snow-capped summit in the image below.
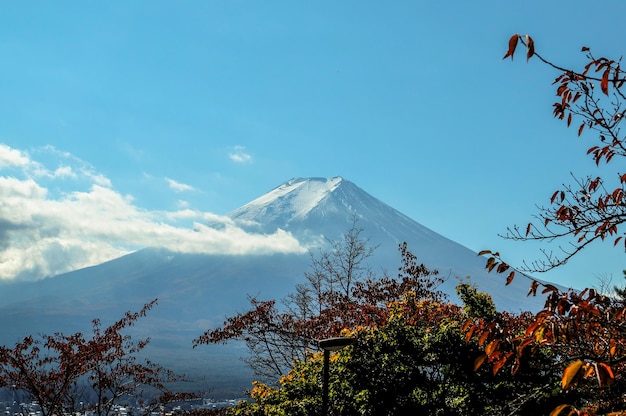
[228,176,430,245]
[228,177,343,224]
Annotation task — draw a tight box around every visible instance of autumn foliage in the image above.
[193,35,626,416]
[463,34,626,416]
[499,34,626,273]
[0,299,192,416]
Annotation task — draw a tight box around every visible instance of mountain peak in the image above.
[227,177,346,226]
[226,176,432,248]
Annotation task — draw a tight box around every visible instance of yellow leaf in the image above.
[562,360,584,389]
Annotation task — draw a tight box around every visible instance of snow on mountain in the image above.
[228,177,434,244]
[229,176,558,312]
[229,177,343,222]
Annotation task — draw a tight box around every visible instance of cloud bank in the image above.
[0,144,305,281]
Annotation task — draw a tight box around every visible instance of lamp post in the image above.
[318,337,354,416]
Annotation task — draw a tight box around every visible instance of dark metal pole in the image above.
[322,349,330,416]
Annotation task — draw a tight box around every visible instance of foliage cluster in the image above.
[466,34,626,416]
[0,299,192,416]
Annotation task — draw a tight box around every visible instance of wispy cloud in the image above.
[229,145,252,164]
[166,178,195,192]
[0,144,305,281]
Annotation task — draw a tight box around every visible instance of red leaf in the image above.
[550,190,560,204]
[581,46,590,52]
[542,284,558,293]
[567,113,572,127]
[528,281,539,297]
[506,271,515,285]
[578,123,585,136]
[587,145,599,155]
[503,34,519,60]
[601,68,610,95]
[598,362,615,384]
[526,35,534,61]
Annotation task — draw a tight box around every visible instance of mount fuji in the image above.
[0,176,556,397]
[228,177,551,311]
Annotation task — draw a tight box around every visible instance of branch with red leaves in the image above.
[499,34,626,272]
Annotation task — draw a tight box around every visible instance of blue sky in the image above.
[0,1,625,289]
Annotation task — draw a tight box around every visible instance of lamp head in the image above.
[318,337,354,352]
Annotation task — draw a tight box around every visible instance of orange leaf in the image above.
[549,404,572,416]
[478,331,489,347]
[517,338,534,354]
[492,356,508,375]
[525,320,541,337]
[461,319,473,332]
[486,339,499,356]
[503,34,519,60]
[528,281,539,297]
[562,360,584,389]
[477,250,492,256]
[526,35,535,61]
[464,324,475,343]
[473,353,487,371]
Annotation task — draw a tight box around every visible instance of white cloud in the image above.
[0,144,30,168]
[229,145,252,163]
[167,178,195,192]
[0,144,305,281]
